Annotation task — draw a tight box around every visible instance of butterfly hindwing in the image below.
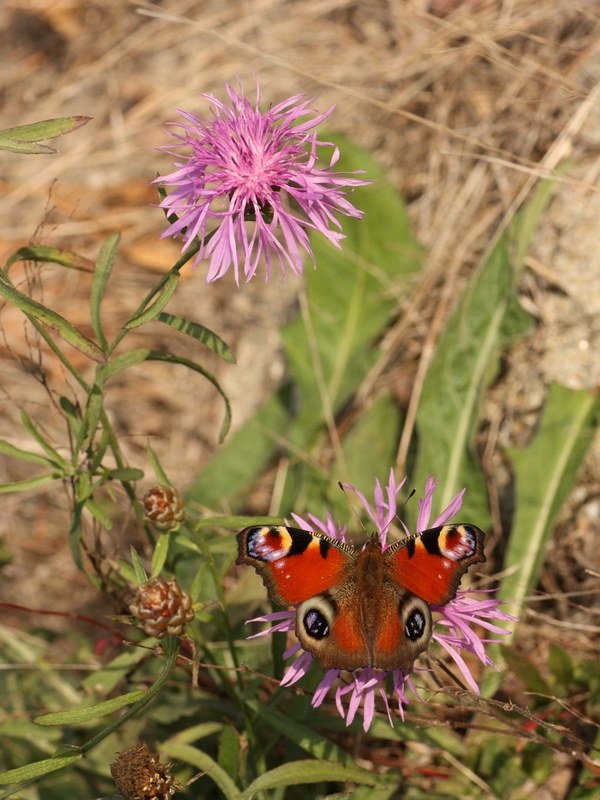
[236,525,354,606]
[385,523,485,605]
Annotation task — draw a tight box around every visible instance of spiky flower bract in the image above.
[157,83,368,284]
[245,471,514,731]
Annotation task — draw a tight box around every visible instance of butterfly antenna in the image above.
[337,481,369,537]
[387,487,416,538]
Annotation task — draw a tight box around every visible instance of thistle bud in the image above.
[130,577,194,638]
[110,742,176,799]
[143,486,184,530]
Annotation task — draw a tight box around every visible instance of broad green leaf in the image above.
[161,742,240,799]
[90,233,120,351]
[412,236,529,528]
[81,645,149,694]
[0,474,59,493]
[334,393,402,518]
[35,690,145,725]
[0,753,82,784]
[0,278,105,363]
[4,245,93,273]
[218,724,241,781]
[242,760,376,798]
[412,182,554,527]
[121,272,179,331]
[0,439,56,467]
[185,388,292,510]
[282,137,422,448]
[501,384,599,624]
[157,312,236,363]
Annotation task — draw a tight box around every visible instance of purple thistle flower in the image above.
[156,83,368,284]
[244,470,515,732]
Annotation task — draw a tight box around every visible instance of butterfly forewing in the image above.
[386,523,485,605]
[236,525,354,605]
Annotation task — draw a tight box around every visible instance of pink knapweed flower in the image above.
[245,471,514,731]
[156,83,368,284]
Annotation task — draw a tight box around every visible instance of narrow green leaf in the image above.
[0,279,105,363]
[4,245,93,272]
[0,753,82,784]
[0,139,57,154]
[130,546,148,584]
[160,742,240,800]
[0,474,58,494]
[84,497,113,530]
[242,760,376,797]
[146,351,231,441]
[147,442,171,485]
[35,691,145,725]
[502,384,599,624]
[90,233,120,351]
[248,701,352,764]
[68,502,84,570]
[105,467,145,482]
[151,533,171,577]
[0,439,56,467]
[0,116,90,143]
[96,347,153,382]
[21,410,67,466]
[121,272,179,331]
[157,312,236,363]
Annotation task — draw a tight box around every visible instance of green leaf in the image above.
[0,474,59,494]
[146,351,231,441]
[157,312,236,363]
[247,701,352,764]
[281,137,422,448]
[121,272,179,331]
[412,235,528,528]
[84,497,113,530]
[502,648,549,694]
[90,233,120,351]
[151,533,171,577]
[0,116,90,144]
[501,384,599,624]
[105,467,145,482]
[4,245,93,273]
[160,742,240,800]
[34,690,145,725]
[147,442,171,485]
[20,410,67,467]
[0,753,82,784]
[0,439,57,467]
[0,278,105,363]
[241,760,376,798]
[130,546,148,584]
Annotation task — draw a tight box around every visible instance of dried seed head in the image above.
[130,577,194,638]
[110,742,176,799]
[143,486,184,530]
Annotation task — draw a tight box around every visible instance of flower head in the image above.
[245,471,514,731]
[157,83,368,283]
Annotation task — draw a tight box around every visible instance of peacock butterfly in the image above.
[236,523,485,672]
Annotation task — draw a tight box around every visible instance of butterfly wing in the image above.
[385,523,485,605]
[236,525,355,606]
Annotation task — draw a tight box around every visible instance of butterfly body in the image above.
[237,523,485,672]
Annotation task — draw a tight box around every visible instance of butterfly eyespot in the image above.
[303,608,330,640]
[297,596,335,642]
[400,597,432,643]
